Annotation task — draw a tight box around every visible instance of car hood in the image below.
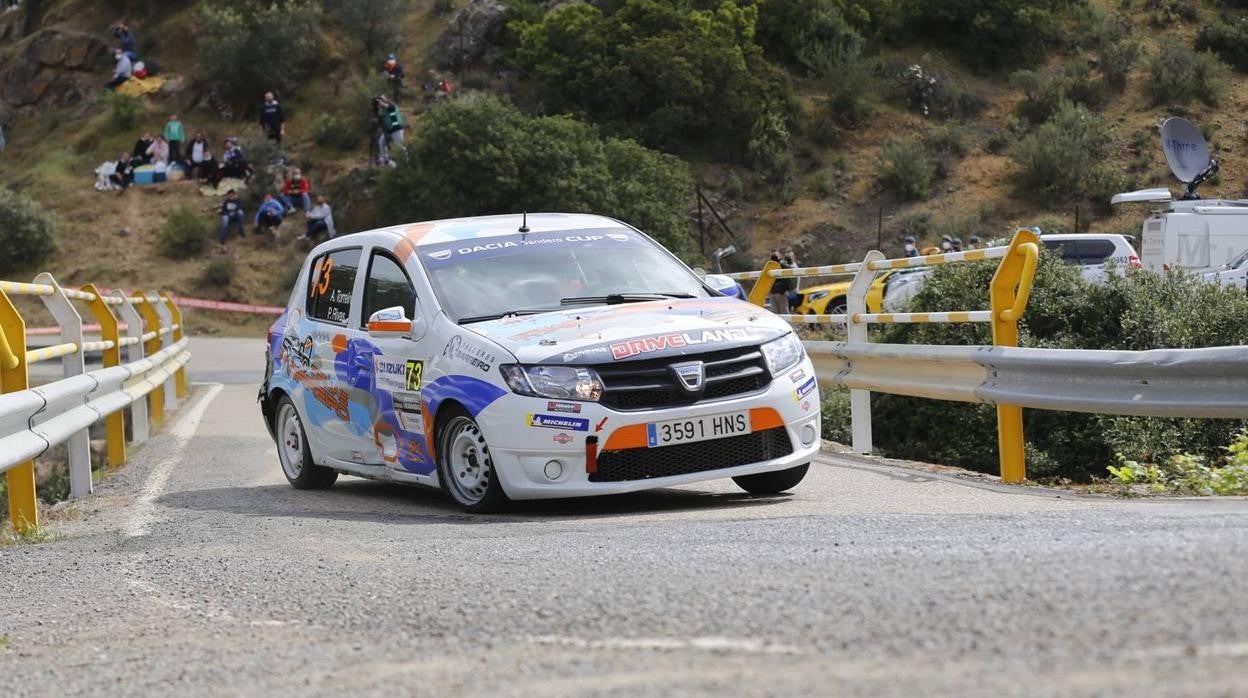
[464,297,790,365]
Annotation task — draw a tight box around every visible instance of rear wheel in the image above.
[733,463,809,495]
[275,396,337,490]
[437,408,510,513]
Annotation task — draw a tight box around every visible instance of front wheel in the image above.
[437,408,510,513]
[733,463,809,495]
[275,396,337,490]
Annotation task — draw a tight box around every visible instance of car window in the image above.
[1041,240,1080,263]
[362,251,418,326]
[307,248,361,325]
[1077,240,1116,263]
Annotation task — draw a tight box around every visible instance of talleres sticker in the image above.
[391,391,423,432]
[546,400,582,414]
[374,356,423,393]
[526,413,590,432]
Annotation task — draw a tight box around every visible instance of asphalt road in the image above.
[1,337,1247,696]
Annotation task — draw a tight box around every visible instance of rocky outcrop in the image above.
[430,0,509,70]
[0,28,110,112]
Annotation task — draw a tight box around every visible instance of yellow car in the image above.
[793,272,892,317]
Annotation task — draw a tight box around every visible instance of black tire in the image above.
[436,406,510,513]
[275,395,337,490]
[733,463,809,495]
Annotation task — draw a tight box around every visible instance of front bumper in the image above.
[476,358,821,499]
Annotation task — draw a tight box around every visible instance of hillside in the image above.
[1,0,1247,334]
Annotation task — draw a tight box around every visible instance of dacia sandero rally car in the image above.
[259,213,820,512]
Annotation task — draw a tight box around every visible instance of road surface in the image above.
[1,337,1246,696]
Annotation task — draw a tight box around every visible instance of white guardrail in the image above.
[0,274,189,531]
[733,229,1248,482]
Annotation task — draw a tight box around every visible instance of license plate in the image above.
[646,411,750,448]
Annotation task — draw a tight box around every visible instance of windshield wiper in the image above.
[560,292,697,306]
[457,309,551,325]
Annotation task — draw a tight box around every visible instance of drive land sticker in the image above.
[546,401,582,414]
[526,413,590,432]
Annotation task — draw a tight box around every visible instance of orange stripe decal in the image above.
[749,407,784,431]
[367,320,412,333]
[604,424,648,451]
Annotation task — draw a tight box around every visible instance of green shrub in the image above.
[747,111,795,187]
[198,0,321,106]
[1100,38,1142,90]
[329,0,408,56]
[862,251,1248,480]
[509,0,796,163]
[312,114,358,151]
[1011,62,1109,125]
[903,0,1091,71]
[898,60,987,120]
[820,388,852,443]
[432,0,454,14]
[1196,17,1248,73]
[202,257,236,286]
[755,0,858,76]
[159,205,211,259]
[1011,100,1120,204]
[819,36,879,128]
[105,92,140,131]
[1146,38,1222,105]
[879,140,937,200]
[376,96,699,260]
[0,188,56,274]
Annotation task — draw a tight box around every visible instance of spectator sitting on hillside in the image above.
[104,151,136,192]
[197,148,217,184]
[112,22,136,60]
[254,193,285,237]
[105,48,132,91]
[132,132,153,162]
[219,189,246,244]
[436,75,454,100]
[259,91,284,149]
[302,194,336,242]
[301,195,335,242]
[145,135,169,166]
[278,168,311,214]
[189,131,210,179]
[374,95,405,166]
[164,114,185,167]
[383,54,405,101]
[219,138,251,182]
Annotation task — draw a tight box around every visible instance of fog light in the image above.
[544,460,564,481]
[800,424,817,446]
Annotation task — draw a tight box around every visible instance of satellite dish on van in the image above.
[1160,117,1218,199]
[1161,118,1209,183]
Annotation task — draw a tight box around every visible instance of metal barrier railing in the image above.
[731,230,1040,482]
[0,273,189,531]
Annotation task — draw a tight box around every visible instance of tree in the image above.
[377,96,698,259]
[0,188,56,275]
[198,0,322,107]
[329,0,409,57]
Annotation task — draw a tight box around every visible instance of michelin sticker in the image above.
[526,413,590,432]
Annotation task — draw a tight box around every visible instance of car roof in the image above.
[1040,233,1133,242]
[341,212,627,248]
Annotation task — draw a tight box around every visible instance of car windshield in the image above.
[1229,247,1248,270]
[418,228,710,323]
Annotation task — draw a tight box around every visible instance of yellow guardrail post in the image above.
[82,283,126,470]
[160,292,188,400]
[0,286,37,531]
[989,229,1041,483]
[747,260,781,308]
[134,293,165,427]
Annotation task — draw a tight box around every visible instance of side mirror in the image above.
[367,306,412,337]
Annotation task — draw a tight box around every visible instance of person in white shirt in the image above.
[303,195,336,241]
[106,49,132,90]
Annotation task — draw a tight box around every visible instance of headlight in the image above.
[500,365,604,401]
[761,333,804,376]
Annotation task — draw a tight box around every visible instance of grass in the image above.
[0,520,54,546]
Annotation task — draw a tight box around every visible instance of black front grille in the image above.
[594,345,770,411]
[590,427,793,483]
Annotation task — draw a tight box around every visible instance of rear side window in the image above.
[1078,240,1116,263]
[1042,240,1080,262]
[307,248,361,325]
[362,251,418,326]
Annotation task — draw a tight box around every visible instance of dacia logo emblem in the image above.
[671,361,705,394]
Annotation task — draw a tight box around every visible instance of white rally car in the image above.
[259,213,820,512]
